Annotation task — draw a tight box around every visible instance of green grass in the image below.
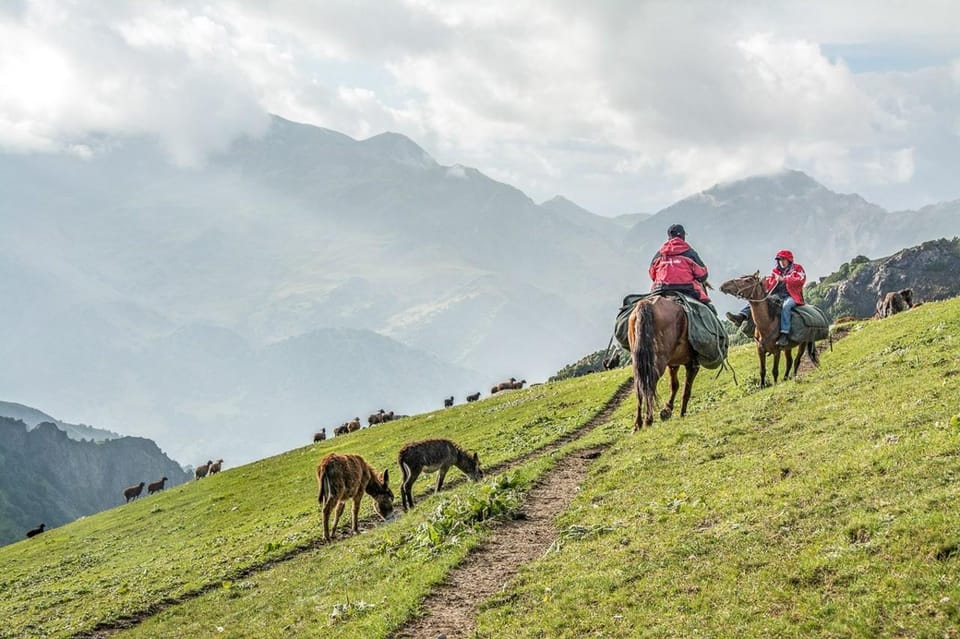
[2,300,960,638]
[0,371,624,639]
[473,301,960,638]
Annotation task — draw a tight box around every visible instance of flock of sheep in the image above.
[25,375,528,540]
[312,376,527,442]
[122,458,224,504]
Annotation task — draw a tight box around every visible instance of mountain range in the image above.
[0,415,191,546]
[2,115,959,465]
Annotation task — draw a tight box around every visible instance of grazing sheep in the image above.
[195,460,214,479]
[876,288,914,318]
[26,523,46,538]
[443,396,454,408]
[316,453,394,541]
[490,377,517,394]
[506,378,527,390]
[209,459,224,475]
[466,391,481,402]
[368,410,397,425]
[147,477,168,495]
[123,482,145,503]
[333,424,349,437]
[347,417,362,432]
[314,429,327,442]
[398,438,482,511]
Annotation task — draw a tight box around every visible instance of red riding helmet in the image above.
[775,249,794,262]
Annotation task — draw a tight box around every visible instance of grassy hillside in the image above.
[0,371,623,638]
[1,299,958,638]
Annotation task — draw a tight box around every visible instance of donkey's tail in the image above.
[318,467,329,506]
[633,302,658,399]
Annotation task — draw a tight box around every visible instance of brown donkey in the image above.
[398,438,482,511]
[316,453,394,541]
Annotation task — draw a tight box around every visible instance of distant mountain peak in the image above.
[700,169,825,202]
[541,195,592,214]
[360,131,437,169]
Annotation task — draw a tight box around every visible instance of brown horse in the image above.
[627,295,699,431]
[720,272,817,386]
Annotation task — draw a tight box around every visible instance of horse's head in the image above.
[720,271,764,300]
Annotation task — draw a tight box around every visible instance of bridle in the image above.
[725,276,768,303]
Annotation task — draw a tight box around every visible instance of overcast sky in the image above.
[2,1,958,215]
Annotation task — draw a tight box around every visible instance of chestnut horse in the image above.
[627,295,699,431]
[720,272,818,387]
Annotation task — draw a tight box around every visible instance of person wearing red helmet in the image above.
[727,249,807,346]
[648,224,717,314]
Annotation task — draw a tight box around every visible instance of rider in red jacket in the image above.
[727,249,806,346]
[649,224,716,314]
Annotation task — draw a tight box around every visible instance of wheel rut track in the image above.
[73,376,634,639]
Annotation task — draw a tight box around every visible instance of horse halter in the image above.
[727,276,768,302]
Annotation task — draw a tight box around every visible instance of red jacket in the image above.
[649,238,710,302]
[764,262,806,304]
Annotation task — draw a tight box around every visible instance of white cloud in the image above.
[1,0,958,210]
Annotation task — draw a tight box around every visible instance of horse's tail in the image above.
[633,302,658,399]
[806,341,819,366]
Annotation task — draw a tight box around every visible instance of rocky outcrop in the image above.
[805,238,960,319]
[0,417,191,546]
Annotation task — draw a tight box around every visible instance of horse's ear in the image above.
[382,469,389,486]
[753,270,760,278]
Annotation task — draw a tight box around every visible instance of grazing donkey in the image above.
[316,453,394,542]
[397,438,482,511]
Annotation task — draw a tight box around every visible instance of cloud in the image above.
[1,1,958,210]
[0,2,271,165]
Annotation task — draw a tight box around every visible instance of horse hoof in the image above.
[659,409,672,420]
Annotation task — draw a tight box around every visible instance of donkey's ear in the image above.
[753,270,760,278]
[382,469,390,486]
[473,452,479,464]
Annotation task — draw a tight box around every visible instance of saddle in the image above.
[613,292,728,369]
[768,298,830,342]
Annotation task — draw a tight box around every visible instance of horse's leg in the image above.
[791,345,802,378]
[679,364,700,417]
[757,343,767,387]
[660,365,680,420]
[783,347,794,380]
[772,349,781,383]
[632,369,644,432]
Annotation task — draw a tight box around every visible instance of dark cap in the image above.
[667,224,686,239]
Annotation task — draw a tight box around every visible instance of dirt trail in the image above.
[391,380,633,639]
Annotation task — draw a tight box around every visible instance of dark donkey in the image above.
[316,453,394,541]
[628,295,700,431]
[398,438,482,510]
[720,272,818,386]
